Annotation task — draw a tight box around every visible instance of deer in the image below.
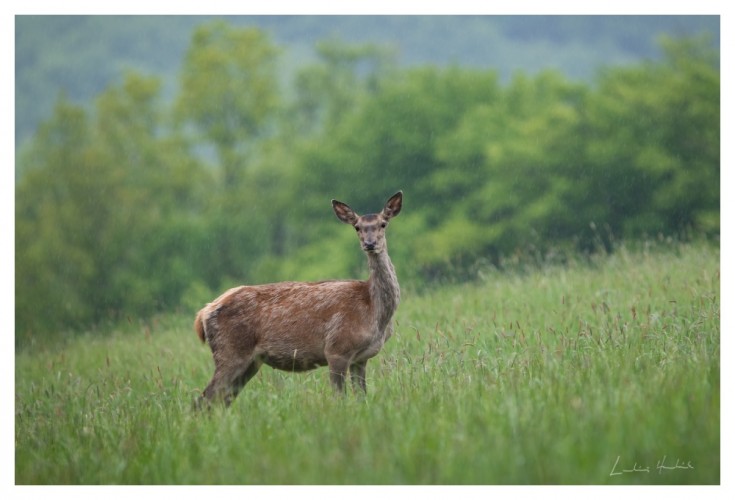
[193,191,403,407]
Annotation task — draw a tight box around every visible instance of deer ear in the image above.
[382,191,403,220]
[332,200,359,225]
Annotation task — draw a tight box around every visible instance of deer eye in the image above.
[381,222,387,228]
[354,226,360,232]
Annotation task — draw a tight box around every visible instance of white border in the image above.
[4,1,732,499]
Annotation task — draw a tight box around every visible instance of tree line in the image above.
[16,16,717,147]
[15,21,719,343]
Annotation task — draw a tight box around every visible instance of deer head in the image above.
[332,191,403,254]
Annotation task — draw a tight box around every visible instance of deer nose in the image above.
[364,241,376,251]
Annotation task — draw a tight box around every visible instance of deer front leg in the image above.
[350,360,367,394]
[326,355,350,393]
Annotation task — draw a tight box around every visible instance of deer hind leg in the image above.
[350,360,368,394]
[199,358,261,408]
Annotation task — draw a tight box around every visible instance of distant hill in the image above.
[15,15,719,148]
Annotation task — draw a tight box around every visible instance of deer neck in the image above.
[367,248,400,331]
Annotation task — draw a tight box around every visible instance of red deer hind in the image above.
[194,191,403,407]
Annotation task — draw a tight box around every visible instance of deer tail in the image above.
[194,309,206,344]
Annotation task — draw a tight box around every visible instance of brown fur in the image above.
[194,192,403,407]
[194,309,206,343]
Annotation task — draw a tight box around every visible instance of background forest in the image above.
[14,17,720,343]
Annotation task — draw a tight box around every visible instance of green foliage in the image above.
[15,244,719,484]
[173,21,290,289]
[583,35,720,239]
[175,21,280,165]
[290,39,396,136]
[15,16,719,148]
[15,22,719,340]
[16,73,213,339]
[428,70,590,263]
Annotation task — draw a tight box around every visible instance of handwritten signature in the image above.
[610,455,694,476]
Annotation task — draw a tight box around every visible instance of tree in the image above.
[175,21,280,187]
[16,97,97,336]
[173,22,281,284]
[290,39,396,136]
[90,73,213,316]
[583,35,719,239]
[426,70,589,268]
[16,73,212,342]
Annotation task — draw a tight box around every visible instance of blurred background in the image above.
[14,16,720,342]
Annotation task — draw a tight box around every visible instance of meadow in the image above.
[15,242,720,484]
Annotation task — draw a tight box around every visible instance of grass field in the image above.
[15,242,720,484]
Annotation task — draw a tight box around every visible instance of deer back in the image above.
[200,279,380,370]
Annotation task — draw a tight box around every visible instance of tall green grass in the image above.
[15,243,719,484]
